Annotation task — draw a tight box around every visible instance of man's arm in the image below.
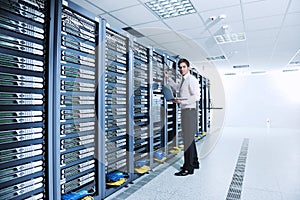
[165,71,180,92]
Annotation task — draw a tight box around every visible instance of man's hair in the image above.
[178,58,190,68]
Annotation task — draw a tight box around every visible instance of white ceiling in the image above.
[70,0,300,74]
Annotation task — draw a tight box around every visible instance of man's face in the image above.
[179,62,189,76]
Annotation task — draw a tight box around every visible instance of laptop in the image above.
[162,85,187,101]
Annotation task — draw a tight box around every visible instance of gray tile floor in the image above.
[105,127,300,200]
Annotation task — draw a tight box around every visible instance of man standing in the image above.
[165,58,200,176]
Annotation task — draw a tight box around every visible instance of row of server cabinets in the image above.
[0,0,211,200]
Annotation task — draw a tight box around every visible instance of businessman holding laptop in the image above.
[165,58,200,176]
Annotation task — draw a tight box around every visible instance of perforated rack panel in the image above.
[166,57,177,151]
[0,0,49,199]
[104,28,129,177]
[132,42,150,167]
[53,2,99,198]
[151,51,165,155]
[175,70,183,146]
[198,75,203,134]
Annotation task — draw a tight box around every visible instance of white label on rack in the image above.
[62,0,68,6]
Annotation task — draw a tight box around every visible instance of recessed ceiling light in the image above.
[145,0,196,19]
[206,55,227,61]
[214,32,246,44]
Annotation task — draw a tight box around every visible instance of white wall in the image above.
[221,71,300,129]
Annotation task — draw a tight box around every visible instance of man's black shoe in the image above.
[174,170,193,176]
[180,164,199,170]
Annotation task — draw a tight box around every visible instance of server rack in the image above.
[165,56,179,155]
[52,1,100,199]
[0,0,52,199]
[197,74,204,139]
[174,66,183,148]
[190,69,206,141]
[103,25,131,197]
[132,40,151,175]
[202,77,211,134]
[151,49,167,165]
[206,79,211,132]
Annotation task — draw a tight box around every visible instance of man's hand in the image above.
[172,99,182,104]
[164,71,169,78]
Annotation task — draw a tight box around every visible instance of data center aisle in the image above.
[105,127,300,200]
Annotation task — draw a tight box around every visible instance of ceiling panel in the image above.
[284,12,300,27]
[200,5,243,23]
[177,27,211,40]
[246,29,280,41]
[193,37,223,56]
[88,0,139,12]
[161,40,207,61]
[208,21,245,36]
[219,42,249,65]
[243,0,290,19]
[110,4,159,26]
[288,0,300,13]
[245,15,284,31]
[241,0,266,3]
[147,31,183,44]
[132,21,171,36]
[101,13,128,28]
[191,0,240,12]
[71,0,105,15]
[163,14,204,31]
[275,26,300,53]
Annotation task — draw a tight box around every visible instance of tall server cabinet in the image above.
[151,50,167,158]
[202,77,210,133]
[0,0,52,199]
[165,57,178,153]
[103,26,130,196]
[52,1,100,199]
[132,41,151,174]
[197,75,204,138]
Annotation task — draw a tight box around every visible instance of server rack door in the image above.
[151,50,167,160]
[165,56,178,156]
[202,78,208,133]
[132,40,151,175]
[104,26,131,197]
[197,75,204,139]
[52,1,100,199]
[0,0,51,199]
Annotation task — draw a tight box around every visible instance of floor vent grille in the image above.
[226,138,249,200]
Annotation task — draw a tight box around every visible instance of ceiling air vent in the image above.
[122,27,144,38]
[282,69,299,72]
[214,32,246,44]
[206,55,227,61]
[251,71,266,74]
[224,73,236,76]
[233,64,249,68]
